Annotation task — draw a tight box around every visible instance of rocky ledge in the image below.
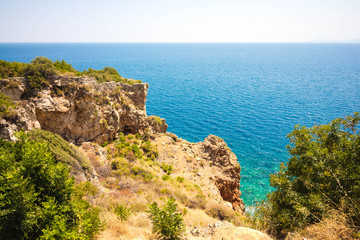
[0,76,167,144]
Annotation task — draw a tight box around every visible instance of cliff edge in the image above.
[0,74,260,239]
[0,76,167,144]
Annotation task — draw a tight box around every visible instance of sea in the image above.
[1,43,360,207]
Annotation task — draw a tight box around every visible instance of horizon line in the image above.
[1,41,360,44]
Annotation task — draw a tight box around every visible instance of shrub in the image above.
[148,197,185,240]
[82,67,141,85]
[0,92,15,117]
[53,59,78,74]
[162,175,170,181]
[110,158,130,176]
[131,166,154,181]
[0,132,102,239]
[161,163,173,175]
[0,58,140,86]
[27,129,91,174]
[140,141,159,160]
[114,204,131,222]
[176,176,184,183]
[256,113,360,237]
[131,144,143,158]
[24,57,56,90]
[205,201,237,222]
[0,60,26,79]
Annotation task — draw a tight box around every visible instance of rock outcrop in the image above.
[155,133,245,213]
[200,135,245,213]
[0,76,167,144]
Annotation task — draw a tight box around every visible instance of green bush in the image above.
[0,58,141,86]
[176,176,184,183]
[24,57,56,90]
[0,60,26,79]
[161,163,173,175]
[27,129,92,174]
[148,197,185,240]
[141,141,159,159]
[131,166,154,181]
[0,92,15,117]
[114,204,131,222]
[162,175,170,181]
[256,113,360,237]
[110,158,130,176]
[82,67,141,85]
[0,132,102,240]
[131,144,143,158]
[53,60,78,74]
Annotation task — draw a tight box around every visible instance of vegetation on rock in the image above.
[27,129,92,174]
[82,66,141,85]
[0,57,142,87]
[0,92,15,117]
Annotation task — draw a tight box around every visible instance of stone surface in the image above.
[187,222,272,240]
[0,76,167,144]
[200,135,245,212]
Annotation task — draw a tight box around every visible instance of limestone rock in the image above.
[0,76,167,144]
[200,135,245,212]
[155,133,245,214]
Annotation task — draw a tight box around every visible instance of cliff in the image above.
[0,74,263,239]
[0,76,167,144]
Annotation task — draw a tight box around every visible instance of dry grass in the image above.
[99,210,152,240]
[204,200,245,227]
[287,210,358,240]
[184,208,218,227]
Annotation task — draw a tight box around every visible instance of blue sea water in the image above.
[1,43,360,206]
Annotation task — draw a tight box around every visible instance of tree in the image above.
[257,113,360,236]
[0,132,102,240]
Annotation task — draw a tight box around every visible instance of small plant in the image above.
[131,166,154,181]
[176,176,184,183]
[162,175,170,181]
[200,160,204,167]
[0,93,16,117]
[148,197,185,240]
[114,204,131,222]
[161,163,173,175]
[131,144,143,158]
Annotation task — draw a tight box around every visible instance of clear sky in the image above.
[0,0,360,43]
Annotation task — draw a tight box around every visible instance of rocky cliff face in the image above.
[0,76,167,144]
[155,133,245,213]
[200,135,245,213]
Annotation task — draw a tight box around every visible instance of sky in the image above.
[0,0,360,43]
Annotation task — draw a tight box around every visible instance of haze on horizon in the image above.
[0,0,360,43]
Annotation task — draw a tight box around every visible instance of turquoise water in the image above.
[1,43,360,206]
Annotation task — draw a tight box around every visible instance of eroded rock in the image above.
[0,76,167,144]
[200,135,245,213]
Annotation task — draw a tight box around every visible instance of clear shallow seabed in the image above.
[1,43,360,206]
